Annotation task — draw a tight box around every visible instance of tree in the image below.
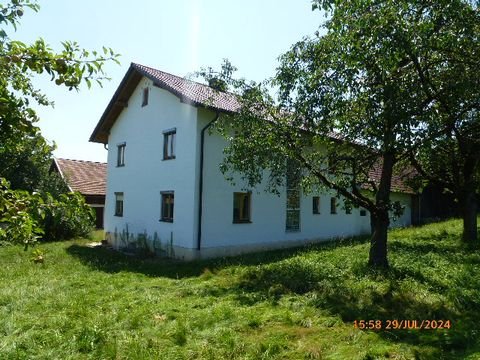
[200,0,478,267]
[404,1,480,245]
[0,0,119,246]
[0,0,119,141]
[0,126,69,196]
[0,0,119,187]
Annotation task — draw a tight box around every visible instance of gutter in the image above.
[197,112,220,250]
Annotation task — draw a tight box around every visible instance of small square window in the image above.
[345,204,352,215]
[114,192,124,217]
[360,209,367,216]
[142,87,149,107]
[117,143,125,167]
[233,192,251,223]
[160,191,174,222]
[163,129,176,160]
[313,196,320,214]
[330,197,337,214]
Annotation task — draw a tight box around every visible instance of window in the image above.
[360,209,367,217]
[160,191,174,222]
[163,129,176,160]
[233,192,251,223]
[345,202,352,214]
[117,143,125,167]
[142,87,149,107]
[286,160,301,231]
[114,192,123,217]
[312,196,320,214]
[330,197,337,214]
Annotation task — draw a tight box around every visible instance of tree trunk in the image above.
[459,155,478,245]
[461,186,478,245]
[368,152,395,268]
[369,210,390,268]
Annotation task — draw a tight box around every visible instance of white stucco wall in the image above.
[103,85,413,259]
[390,192,412,227]
[104,78,199,252]
[199,109,413,254]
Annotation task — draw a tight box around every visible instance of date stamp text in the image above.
[353,319,451,330]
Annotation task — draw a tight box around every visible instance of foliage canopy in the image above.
[0,0,119,246]
[199,0,480,266]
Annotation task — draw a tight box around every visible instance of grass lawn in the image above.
[1,218,479,359]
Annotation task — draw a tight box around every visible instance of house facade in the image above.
[90,63,414,260]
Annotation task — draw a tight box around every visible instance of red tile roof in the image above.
[132,63,241,113]
[367,160,416,194]
[90,63,241,144]
[90,63,415,194]
[53,158,107,196]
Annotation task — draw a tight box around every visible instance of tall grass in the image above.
[0,219,479,359]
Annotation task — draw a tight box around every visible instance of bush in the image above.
[0,178,44,248]
[0,178,94,247]
[42,192,94,241]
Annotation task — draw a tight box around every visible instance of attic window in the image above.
[142,87,149,107]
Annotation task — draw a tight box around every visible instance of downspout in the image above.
[197,111,220,250]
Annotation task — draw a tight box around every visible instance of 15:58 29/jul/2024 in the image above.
[353,319,451,330]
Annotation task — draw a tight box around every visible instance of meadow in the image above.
[0,218,479,359]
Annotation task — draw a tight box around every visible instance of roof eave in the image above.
[89,64,142,144]
[90,64,234,144]
[51,158,74,192]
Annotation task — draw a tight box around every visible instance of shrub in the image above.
[0,178,94,247]
[0,178,44,248]
[42,192,94,241]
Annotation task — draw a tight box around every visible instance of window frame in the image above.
[142,87,149,107]
[233,192,252,224]
[163,129,176,160]
[345,203,352,215]
[114,192,124,217]
[286,161,301,232]
[360,209,367,217]
[117,142,126,167]
[312,196,320,215]
[160,191,174,222]
[330,197,337,214]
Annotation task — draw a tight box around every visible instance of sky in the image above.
[13,0,324,162]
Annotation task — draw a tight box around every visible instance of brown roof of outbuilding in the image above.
[367,161,416,194]
[53,158,107,196]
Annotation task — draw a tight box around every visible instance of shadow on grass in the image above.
[229,241,480,357]
[65,235,370,280]
[66,229,480,357]
[235,264,480,357]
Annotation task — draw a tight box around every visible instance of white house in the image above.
[90,63,416,260]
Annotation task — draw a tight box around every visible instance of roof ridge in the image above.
[90,62,240,143]
[131,62,220,92]
[57,157,107,165]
